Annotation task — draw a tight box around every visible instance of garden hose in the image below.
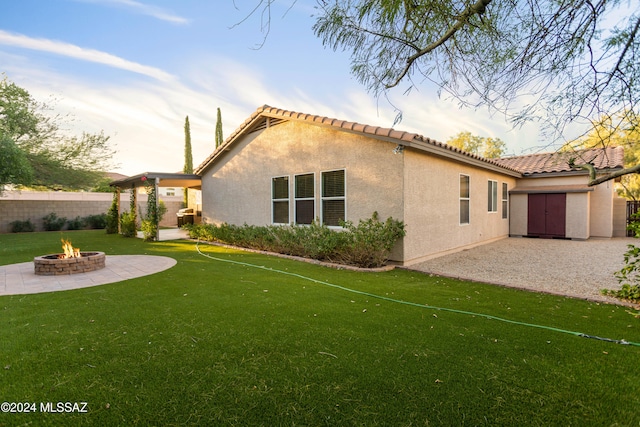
[195,241,640,348]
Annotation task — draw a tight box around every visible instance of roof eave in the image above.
[521,167,624,179]
[405,140,523,178]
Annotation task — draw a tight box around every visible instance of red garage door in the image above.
[528,193,566,238]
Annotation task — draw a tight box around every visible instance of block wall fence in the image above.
[0,191,184,233]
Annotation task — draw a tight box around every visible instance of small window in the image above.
[295,173,315,225]
[488,180,498,212]
[322,169,345,226]
[502,182,508,219]
[460,174,470,225]
[166,188,176,196]
[272,176,289,224]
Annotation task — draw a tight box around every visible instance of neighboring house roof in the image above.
[194,105,522,177]
[495,146,624,176]
[104,172,128,181]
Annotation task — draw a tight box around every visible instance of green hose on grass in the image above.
[195,241,640,347]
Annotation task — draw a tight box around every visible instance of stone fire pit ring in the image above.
[34,252,106,276]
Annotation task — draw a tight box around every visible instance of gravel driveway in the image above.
[409,237,638,305]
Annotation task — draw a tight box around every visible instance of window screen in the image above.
[322,170,345,226]
[488,180,498,212]
[295,173,315,224]
[460,175,470,225]
[272,176,289,224]
[502,182,508,219]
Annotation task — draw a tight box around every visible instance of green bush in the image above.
[120,211,137,238]
[66,216,84,230]
[42,212,67,231]
[10,219,35,233]
[140,184,167,241]
[602,213,640,303]
[84,213,107,230]
[185,212,405,268]
[105,191,119,234]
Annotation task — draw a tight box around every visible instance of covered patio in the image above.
[110,172,201,241]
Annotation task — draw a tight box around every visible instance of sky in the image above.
[0,0,552,176]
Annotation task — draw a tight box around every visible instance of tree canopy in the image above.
[0,75,115,190]
[568,112,640,198]
[446,131,506,158]
[250,0,640,184]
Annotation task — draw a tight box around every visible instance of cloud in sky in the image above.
[0,30,176,82]
[73,0,190,25]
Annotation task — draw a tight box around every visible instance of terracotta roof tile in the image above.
[195,105,623,178]
[495,146,624,174]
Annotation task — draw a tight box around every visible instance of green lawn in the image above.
[1,230,639,426]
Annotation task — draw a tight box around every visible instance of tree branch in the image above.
[569,160,640,186]
[386,0,493,88]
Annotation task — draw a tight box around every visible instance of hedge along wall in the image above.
[0,191,184,233]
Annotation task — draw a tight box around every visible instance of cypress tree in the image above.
[215,108,223,148]
[183,116,193,207]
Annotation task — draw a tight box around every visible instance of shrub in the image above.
[10,219,35,233]
[105,191,119,234]
[602,213,640,304]
[141,184,168,241]
[120,211,137,238]
[42,212,67,231]
[186,212,405,268]
[66,216,84,230]
[84,213,107,230]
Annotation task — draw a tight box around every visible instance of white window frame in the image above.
[488,180,498,213]
[502,182,508,219]
[460,174,470,225]
[294,172,315,225]
[321,169,346,227]
[271,175,290,224]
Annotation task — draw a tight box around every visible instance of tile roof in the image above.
[195,105,521,175]
[194,105,624,178]
[494,146,624,175]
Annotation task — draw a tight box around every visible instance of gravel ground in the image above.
[409,237,638,305]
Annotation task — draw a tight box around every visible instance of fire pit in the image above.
[33,239,106,276]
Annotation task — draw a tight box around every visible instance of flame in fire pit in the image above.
[60,238,81,259]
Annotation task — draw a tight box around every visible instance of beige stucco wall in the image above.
[402,150,516,264]
[565,192,590,239]
[613,197,627,237]
[509,193,528,236]
[199,121,405,259]
[589,178,616,237]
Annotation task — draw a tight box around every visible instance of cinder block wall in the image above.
[0,191,184,233]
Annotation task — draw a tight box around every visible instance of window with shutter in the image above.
[272,176,289,224]
[321,169,345,226]
[295,173,315,225]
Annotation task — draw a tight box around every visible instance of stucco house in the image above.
[194,105,626,266]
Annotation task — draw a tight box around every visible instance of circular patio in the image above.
[0,255,176,296]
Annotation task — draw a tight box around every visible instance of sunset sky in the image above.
[1,0,554,175]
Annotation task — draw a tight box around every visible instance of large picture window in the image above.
[488,180,498,212]
[295,173,315,225]
[272,176,289,224]
[460,174,470,225]
[322,169,345,226]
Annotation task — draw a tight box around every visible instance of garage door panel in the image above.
[527,193,566,238]
[527,194,547,235]
[545,193,566,237]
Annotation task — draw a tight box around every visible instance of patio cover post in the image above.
[155,177,160,241]
[131,183,137,229]
[116,187,121,234]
